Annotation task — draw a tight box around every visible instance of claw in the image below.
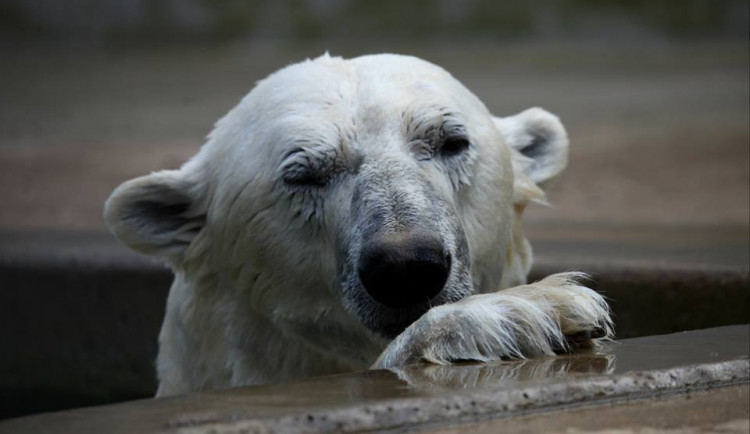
[566,329,592,344]
[556,327,606,354]
[590,326,607,339]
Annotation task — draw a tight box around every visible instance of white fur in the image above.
[373,272,613,369]
[104,54,613,396]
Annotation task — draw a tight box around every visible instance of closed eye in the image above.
[282,168,327,188]
[280,148,332,189]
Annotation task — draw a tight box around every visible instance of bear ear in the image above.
[104,170,206,258]
[493,107,569,189]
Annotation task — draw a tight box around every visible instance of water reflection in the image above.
[217,326,749,405]
[207,352,616,406]
[391,352,616,391]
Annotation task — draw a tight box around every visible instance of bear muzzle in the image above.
[358,231,451,308]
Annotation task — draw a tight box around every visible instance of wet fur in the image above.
[104,54,613,396]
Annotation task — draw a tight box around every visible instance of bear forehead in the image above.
[249,54,469,121]
[277,53,456,91]
[206,54,490,171]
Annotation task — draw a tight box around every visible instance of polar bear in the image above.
[105,54,612,396]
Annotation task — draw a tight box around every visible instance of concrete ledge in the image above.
[1,326,747,434]
[190,361,748,434]
[433,385,749,433]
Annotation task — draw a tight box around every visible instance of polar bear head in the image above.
[105,54,567,340]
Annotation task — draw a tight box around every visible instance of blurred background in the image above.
[0,0,748,420]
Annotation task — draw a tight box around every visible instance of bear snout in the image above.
[358,232,451,308]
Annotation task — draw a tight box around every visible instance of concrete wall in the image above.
[2,0,748,45]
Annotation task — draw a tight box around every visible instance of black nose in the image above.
[358,233,451,308]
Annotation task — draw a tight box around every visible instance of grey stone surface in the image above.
[428,384,750,434]
[0,326,747,434]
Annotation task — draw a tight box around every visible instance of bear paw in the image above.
[372,272,613,369]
